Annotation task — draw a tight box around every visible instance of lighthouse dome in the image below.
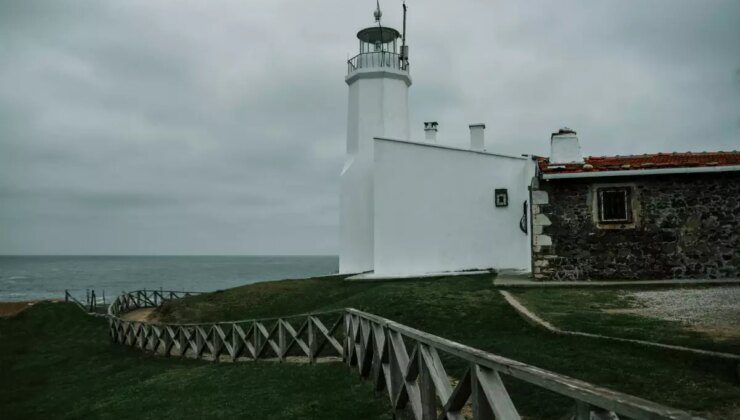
[356,26,401,44]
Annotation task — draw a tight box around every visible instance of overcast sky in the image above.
[1,0,738,255]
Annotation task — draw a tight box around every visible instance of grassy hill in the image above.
[3,275,738,419]
[0,302,389,419]
[156,274,740,418]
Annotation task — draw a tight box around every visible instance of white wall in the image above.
[339,68,411,274]
[373,138,535,276]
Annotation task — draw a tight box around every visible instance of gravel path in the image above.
[628,286,740,327]
[621,287,740,343]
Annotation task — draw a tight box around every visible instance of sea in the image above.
[0,255,338,302]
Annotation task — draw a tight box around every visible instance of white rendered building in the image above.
[339,9,536,277]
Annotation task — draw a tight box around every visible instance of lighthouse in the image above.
[339,4,411,274]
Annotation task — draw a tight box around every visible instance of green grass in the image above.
[510,286,740,354]
[157,274,740,418]
[0,302,390,420]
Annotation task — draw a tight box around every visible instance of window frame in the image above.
[590,183,639,229]
[597,187,632,224]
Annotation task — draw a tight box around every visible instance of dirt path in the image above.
[120,307,159,322]
[0,300,62,317]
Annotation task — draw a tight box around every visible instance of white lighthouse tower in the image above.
[339,4,411,274]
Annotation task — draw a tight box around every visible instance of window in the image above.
[597,187,632,223]
[590,183,639,229]
[494,189,508,207]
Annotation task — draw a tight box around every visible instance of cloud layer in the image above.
[1,0,738,254]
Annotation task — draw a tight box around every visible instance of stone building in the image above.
[531,129,740,280]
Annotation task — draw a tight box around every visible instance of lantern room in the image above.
[348,26,409,74]
[357,26,401,53]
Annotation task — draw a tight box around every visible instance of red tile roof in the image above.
[538,151,740,175]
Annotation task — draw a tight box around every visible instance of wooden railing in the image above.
[65,289,106,313]
[108,289,201,317]
[344,309,699,420]
[108,290,344,363]
[106,291,699,420]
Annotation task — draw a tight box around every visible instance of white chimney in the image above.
[549,127,583,164]
[469,124,485,151]
[424,122,438,142]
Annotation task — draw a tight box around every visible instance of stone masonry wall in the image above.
[531,172,739,280]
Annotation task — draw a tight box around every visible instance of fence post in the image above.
[308,317,317,363]
[278,319,286,361]
[471,365,495,420]
[342,312,349,363]
[253,321,259,360]
[574,400,591,420]
[419,347,436,418]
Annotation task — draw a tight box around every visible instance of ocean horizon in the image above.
[0,255,339,302]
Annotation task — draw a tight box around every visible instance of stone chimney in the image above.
[469,124,485,151]
[424,122,438,142]
[549,127,583,164]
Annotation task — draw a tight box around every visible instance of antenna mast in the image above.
[401,1,409,65]
[402,1,407,47]
[374,0,383,52]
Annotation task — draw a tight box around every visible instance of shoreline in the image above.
[0,299,62,317]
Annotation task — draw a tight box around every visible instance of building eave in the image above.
[541,164,740,180]
[374,137,529,161]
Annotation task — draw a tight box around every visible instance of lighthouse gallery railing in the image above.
[347,51,409,74]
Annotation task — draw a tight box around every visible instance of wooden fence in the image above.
[106,290,699,420]
[108,290,343,363]
[108,289,200,316]
[65,289,106,313]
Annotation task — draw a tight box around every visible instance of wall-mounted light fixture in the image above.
[494,189,508,207]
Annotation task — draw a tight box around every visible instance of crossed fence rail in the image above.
[106,290,698,420]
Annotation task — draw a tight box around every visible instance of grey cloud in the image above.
[0,0,738,254]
